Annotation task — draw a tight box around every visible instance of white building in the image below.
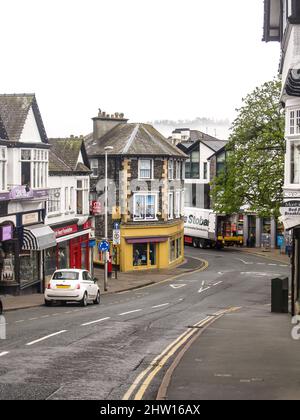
[263,0,300,313]
[0,94,55,294]
[44,137,92,283]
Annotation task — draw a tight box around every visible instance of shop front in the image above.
[119,220,184,272]
[44,220,92,285]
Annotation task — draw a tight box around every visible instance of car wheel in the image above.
[93,291,100,305]
[81,292,88,307]
[45,299,52,307]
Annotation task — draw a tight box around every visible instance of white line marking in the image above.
[15,320,25,323]
[29,318,38,321]
[81,317,110,326]
[170,284,186,289]
[152,303,169,309]
[119,309,142,316]
[236,258,252,265]
[198,281,205,293]
[117,291,130,295]
[213,281,223,286]
[199,287,210,293]
[52,313,60,316]
[0,352,9,357]
[280,265,288,267]
[268,264,277,266]
[257,262,266,265]
[26,330,67,346]
[41,315,49,318]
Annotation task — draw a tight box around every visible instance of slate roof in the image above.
[176,130,227,154]
[85,123,187,158]
[0,94,48,143]
[0,114,8,140]
[48,137,91,174]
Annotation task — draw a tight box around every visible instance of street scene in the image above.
[1,0,300,403]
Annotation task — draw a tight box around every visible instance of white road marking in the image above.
[41,315,49,318]
[15,320,25,323]
[52,313,60,316]
[213,281,223,286]
[26,330,67,346]
[199,287,210,293]
[198,281,205,293]
[257,263,266,265]
[268,264,277,266]
[236,258,253,265]
[152,303,169,309]
[214,373,232,377]
[170,284,186,289]
[117,291,130,295]
[280,265,288,267]
[29,318,38,321]
[81,317,110,326]
[0,352,9,357]
[119,309,142,316]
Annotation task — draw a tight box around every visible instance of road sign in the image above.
[113,222,120,230]
[98,240,110,252]
[113,230,121,245]
[89,239,96,248]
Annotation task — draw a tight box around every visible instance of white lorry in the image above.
[184,207,244,249]
[184,208,218,249]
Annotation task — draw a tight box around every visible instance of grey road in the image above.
[0,248,289,400]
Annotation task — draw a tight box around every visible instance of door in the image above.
[71,246,81,269]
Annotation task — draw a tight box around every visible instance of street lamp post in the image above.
[104,146,113,291]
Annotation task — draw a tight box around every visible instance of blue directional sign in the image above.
[98,240,110,252]
[113,222,120,230]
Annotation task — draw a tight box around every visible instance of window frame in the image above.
[138,159,154,180]
[90,159,99,178]
[48,188,61,214]
[168,191,174,220]
[133,192,158,221]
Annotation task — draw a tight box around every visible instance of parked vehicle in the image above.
[184,208,243,249]
[0,297,2,315]
[44,269,100,307]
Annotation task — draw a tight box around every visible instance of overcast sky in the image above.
[0,0,280,137]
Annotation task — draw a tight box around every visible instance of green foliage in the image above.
[211,79,285,218]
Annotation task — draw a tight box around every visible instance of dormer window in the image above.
[139,159,153,179]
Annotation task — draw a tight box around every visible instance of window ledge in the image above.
[47,213,62,218]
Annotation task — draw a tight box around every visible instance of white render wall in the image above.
[19,106,42,144]
[45,174,90,226]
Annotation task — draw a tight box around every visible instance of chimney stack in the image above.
[92,108,128,140]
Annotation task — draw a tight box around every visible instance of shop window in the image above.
[19,251,39,286]
[139,159,153,179]
[133,193,157,221]
[48,188,61,214]
[169,239,176,262]
[133,243,148,266]
[45,247,57,277]
[149,243,156,266]
[58,241,70,269]
[169,235,183,262]
[176,237,182,259]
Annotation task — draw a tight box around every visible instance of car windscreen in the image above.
[52,272,79,281]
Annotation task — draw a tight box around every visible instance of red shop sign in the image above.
[83,219,92,230]
[53,224,78,238]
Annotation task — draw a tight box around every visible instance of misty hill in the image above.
[150,117,231,140]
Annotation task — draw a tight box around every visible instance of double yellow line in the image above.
[122,306,241,400]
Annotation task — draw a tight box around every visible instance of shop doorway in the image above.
[71,246,81,269]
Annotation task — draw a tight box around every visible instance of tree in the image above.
[211,79,285,218]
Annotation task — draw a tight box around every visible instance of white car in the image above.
[45,269,100,307]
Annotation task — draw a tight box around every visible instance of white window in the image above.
[90,159,99,177]
[65,187,69,212]
[168,160,174,180]
[21,148,48,188]
[48,188,61,213]
[139,159,153,179]
[0,147,7,191]
[290,140,300,183]
[175,191,181,218]
[289,109,300,136]
[70,187,74,212]
[133,193,157,221]
[168,192,174,219]
[76,178,89,215]
[175,161,181,180]
[203,162,208,180]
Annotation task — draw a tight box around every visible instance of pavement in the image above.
[0,255,204,312]
[162,304,299,400]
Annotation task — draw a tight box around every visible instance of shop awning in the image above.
[126,237,168,244]
[22,224,57,251]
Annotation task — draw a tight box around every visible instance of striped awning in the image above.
[22,224,57,251]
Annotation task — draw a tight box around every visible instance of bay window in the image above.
[133,193,157,221]
[168,192,174,219]
[0,147,7,191]
[21,148,48,188]
[291,140,300,184]
[139,159,153,179]
[289,109,300,136]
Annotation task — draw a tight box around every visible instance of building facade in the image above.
[263,0,300,313]
[44,137,92,285]
[85,110,187,272]
[0,94,55,295]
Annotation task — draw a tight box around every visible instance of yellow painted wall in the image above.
[119,220,184,272]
